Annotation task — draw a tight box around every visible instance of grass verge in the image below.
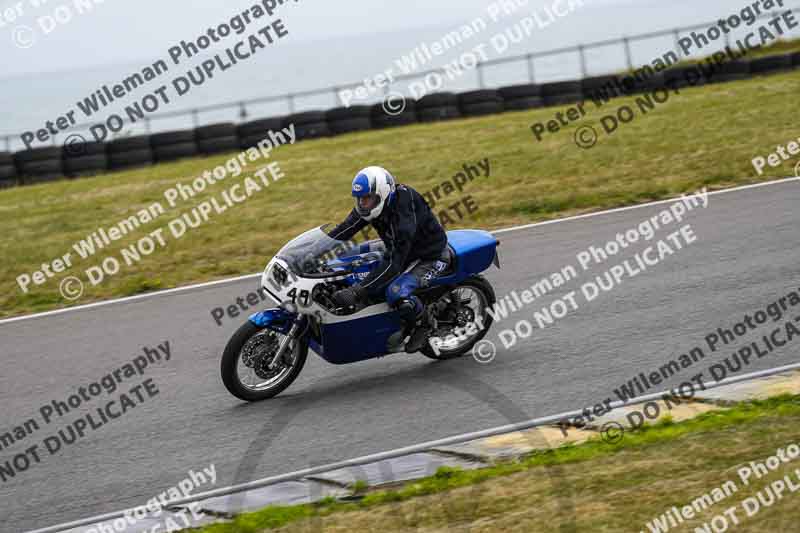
[1,66,798,318]
[192,395,800,532]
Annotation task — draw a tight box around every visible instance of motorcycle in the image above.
[220,224,500,401]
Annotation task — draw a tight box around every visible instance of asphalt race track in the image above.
[2,179,798,531]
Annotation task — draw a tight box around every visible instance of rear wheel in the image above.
[221,321,308,401]
[421,276,496,360]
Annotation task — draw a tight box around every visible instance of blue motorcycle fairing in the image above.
[249,308,324,355]
[432,229,498,286]
[318,309,405,364]
[248,308,295,334]
[324,254,383,286]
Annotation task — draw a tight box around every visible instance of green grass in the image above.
[191,395,800,532]
[1,67,799,318]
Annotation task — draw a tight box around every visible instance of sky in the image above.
[5,0,800,77]
[3,0,643,77]
[2,0,799,146]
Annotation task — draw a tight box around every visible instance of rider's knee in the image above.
[386,273,419,306]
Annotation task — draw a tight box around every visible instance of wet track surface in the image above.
[1,180,799,531]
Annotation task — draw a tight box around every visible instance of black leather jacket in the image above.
[328,184,447,298]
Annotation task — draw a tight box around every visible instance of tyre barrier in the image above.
[706,60,751,83]
[238,117,285,149]
[417,92,459,108]
[750,53,794,75]
[0,51,793,189]
[194,122,239,155]
[503,96,545,111]
[198,136,240,155]
[196,122,237,140]
[500,84,544,111]
[152,142,199,163]
[417,92,461,122]
[150,130,196,146]
[371,100,418,129]
[64,139,105,158]
[328,117,373,134]
[64,154,108,178]
[150,130,199,163]
[108,149,154,170]
[62,140,108,178]
[0,152,17,188]
[459,90,504,116]
[663,66,703,89]
[541,80,583,106]
[326,106,373,134]
[418,106,461,122]
[107,135,152,153]
[13,146,63,185]
[196,123,240,155]
[14,146,61,164]
[287,111,330,140]
[326,105,372,122]
[15,159,63,185]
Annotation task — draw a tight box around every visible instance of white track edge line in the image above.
[3,175,798,326]
[28,360,800,533]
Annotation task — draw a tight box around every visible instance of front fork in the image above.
[268,316,305,369]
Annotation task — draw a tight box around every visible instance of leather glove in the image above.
[332,285,366,309]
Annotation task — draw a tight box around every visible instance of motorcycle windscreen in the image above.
[276,224,362,277]
[318,310,404,364]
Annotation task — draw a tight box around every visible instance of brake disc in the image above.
[241,331,281,379]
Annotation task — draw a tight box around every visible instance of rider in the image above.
[328,166,449,353]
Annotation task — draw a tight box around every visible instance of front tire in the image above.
[421,275,496,360]
[221,321,308,401]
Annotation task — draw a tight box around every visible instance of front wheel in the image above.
[421,275,496,360]
[221,321,308,401]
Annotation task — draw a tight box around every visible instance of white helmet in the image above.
[351,166,396,221]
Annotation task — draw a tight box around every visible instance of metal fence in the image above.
[3,8,799,152]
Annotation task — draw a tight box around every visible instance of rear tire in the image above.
[221,321,308,401]
[421,275,496,360]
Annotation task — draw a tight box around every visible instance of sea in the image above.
[1,0,799,151]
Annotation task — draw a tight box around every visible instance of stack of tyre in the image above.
[325,106,373,135]
[706,60,750,84]
[13,146,62,185]
[661,66,702,89]
[416,93,461,122]
[238,117,285,150]
[458,90,504,117]
[371,97,418,129]
[107,136,153,170]
[750,53,794,76]
[63,140,107,178]
[540,80,583,106]
[498,84,543,111]
[149,130,198,163]
[195,123,239,155]
[0,152,17,188]
[284,111,330,141]
[581,75,626,103]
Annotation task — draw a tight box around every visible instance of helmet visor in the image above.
[355,193,380,216]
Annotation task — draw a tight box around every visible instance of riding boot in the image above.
[404,305,432,353]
